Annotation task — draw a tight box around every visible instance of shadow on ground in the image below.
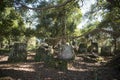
[0,52,120,80]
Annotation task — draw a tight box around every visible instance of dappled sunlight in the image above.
[68,66,89,72]
[57,71,64,74]
[13,67,35,72]
[0,52,36,72]
[0,63,35,72]
[27,51,36,62]
[0,56,8,62]
[0,0,120,79]
[67,56,101,72]
[0,52,119,80]
[13,64,35,72]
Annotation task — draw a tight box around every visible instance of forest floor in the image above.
[0,51,120,80]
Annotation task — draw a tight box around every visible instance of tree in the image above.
[0,7,25,48]
[34,0,82,40]
[98,7,120,52]
[83,0,120,53]
[14,0,75,10]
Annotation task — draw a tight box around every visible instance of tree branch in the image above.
[72,28,119,39]
[15,0,75,10]
[80,0,84,7]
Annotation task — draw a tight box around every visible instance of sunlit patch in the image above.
[0,76,14,80]
[0,64,35,72]
[13,67,35,72]
[68,66,89,72]
[18,64,33,68]
[0,56,8,61]
[44,77,52,80]
[58,71,64,74]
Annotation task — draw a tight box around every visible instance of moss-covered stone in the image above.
[101,46,111,56]
[35,45,49,62]
[8,43,27,62]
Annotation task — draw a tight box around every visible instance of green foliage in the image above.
[0,0,14,11]
[73,28,81,36]
[0,7,26,43]
[81,0,120,54]
[34,0,82,38]
[107,0,120,8]
[98,7,120,37]
[24,28,35,37]
[0,0,82,41]
[80,21,99,37]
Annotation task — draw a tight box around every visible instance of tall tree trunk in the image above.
[8,36,12,50]
[114,38,117,54]
[0,42,1,49]
[0,42,4,49]
[8,39,11,50]
[63,10,67,40]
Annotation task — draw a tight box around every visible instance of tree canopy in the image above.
[0,0,120,46]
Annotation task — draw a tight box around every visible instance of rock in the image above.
[8,43,27,62]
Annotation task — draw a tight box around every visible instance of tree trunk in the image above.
[114,38,117,54]
[8,38,11,50]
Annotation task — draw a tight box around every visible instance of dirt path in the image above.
[0,52,120,80]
